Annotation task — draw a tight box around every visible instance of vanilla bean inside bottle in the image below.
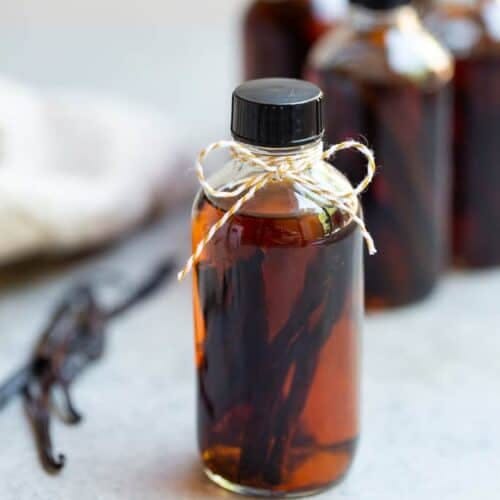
[191,79,364,496]
[308,0,454,307]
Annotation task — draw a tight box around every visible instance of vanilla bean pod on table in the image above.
[0,259,174,472]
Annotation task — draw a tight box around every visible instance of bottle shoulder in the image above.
[425,0,500,59]
[197,159,356,218]
[191,158,359,244]
[244,0,312,25]
[309,8,454,89]
[245,0,346,23]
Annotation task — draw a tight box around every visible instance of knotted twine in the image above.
[178,139,377,281]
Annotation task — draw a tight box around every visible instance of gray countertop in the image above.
[0,210,499,500]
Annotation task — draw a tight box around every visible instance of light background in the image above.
[0,0,251,147]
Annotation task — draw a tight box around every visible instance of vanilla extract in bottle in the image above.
[308,0,454,307]
[190,79,367,496]
[427,0,500,268]
[244,0,346,80]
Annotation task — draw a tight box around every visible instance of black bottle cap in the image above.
[350,0,410,10]
[231,78,324,148]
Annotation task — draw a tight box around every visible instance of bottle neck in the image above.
[233,139,324,159]
[349,4,421,31]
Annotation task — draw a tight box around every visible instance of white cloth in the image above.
[0,77,189,265]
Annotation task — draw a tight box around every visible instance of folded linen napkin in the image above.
[0,77,191,265]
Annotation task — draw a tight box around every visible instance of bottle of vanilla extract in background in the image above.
[426,0,500,268]
[244,0,346,80]
[308,0,454,307]
[188,79,372,496]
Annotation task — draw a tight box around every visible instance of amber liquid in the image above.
[192,189,362,495]
[311,70,452,307]
[453,57,500,267]
[244,0,336,80]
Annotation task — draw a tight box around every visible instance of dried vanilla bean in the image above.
[0,258,174,472]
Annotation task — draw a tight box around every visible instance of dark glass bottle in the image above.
[413,0,434,16]
[244,0,346,80]
[191,79,364,496]
[426,0,500,268]
[308,0,454,307]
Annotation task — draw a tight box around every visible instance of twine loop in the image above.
[178,139,377,281]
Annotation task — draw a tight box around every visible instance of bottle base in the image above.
[204,467,337,498]
[365,280,439,310]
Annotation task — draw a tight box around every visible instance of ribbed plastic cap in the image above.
[231,78,324,148]
[350,0,410,10]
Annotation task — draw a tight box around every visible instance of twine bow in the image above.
[178,139,377,281]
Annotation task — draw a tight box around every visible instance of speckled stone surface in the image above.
[0,210,499,500]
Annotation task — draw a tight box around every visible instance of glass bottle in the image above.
[426,0,500,268]
[308,0,454,307]
[413,0,434,16]
[244,0,346,80]
[191,79,363,496]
